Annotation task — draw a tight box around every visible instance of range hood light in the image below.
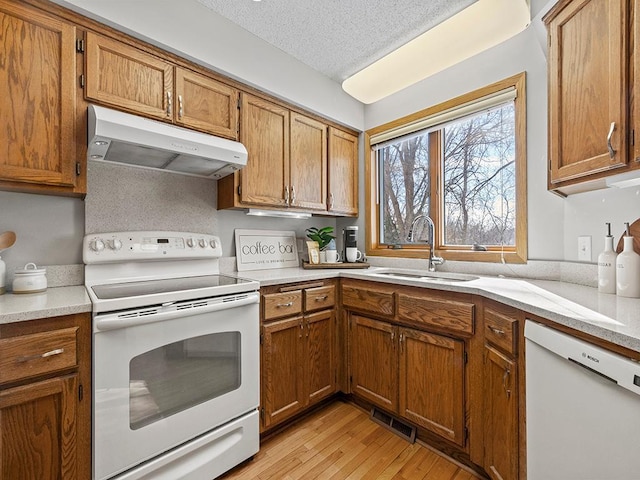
[90,154,103,159]
[94,140,109,146]
[246,209,311,219]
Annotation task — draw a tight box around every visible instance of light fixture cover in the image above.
[342,0,530,104]
[246,209,312,219]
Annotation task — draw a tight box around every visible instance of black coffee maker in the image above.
[343,226,358,260]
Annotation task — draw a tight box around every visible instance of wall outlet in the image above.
[578,235,592,262]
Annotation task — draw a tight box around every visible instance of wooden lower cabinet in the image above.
[349,313,467,448]
[0,313,90,480]
[0,374,78,479]
[483,345,518,480]
[349,315,398,412]
[399,328,465,447]
[261,308,335,430]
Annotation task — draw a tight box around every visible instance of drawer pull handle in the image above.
[489,326,506,336]
[315,295,328,301]
[277,302,294,308]
[19,348,65,362]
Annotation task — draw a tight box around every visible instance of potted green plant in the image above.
[305,226,335,250]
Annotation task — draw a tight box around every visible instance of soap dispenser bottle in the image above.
[616,222,640,298]
[598,223,616,294]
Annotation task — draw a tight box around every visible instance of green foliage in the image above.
[305,226,335,250]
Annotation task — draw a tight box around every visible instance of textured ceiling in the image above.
[195,0,476,82]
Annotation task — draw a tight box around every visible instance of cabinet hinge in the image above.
[260,332,264,345]
[260,407,265,421]
[79,74,85,89]
[76,38,85,53]
[350,375,353,385]
[76,162,81,176]
[464,427,469,443]
[237,97,241,109]
[548,158,551,171]
[464,351,468,364]
[632,129,635,147]
[78,384,84,401]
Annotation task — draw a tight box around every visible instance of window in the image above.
[366,73,526,263]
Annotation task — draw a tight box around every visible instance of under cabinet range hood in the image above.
[87,105,247,179]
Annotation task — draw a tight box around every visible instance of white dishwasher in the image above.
[525,320,640,480]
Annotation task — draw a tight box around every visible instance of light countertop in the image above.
[2,267,639,354]
[236,266,640,353]
[0,286,92,324]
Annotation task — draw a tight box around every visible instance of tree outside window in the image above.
[367,73,526,264]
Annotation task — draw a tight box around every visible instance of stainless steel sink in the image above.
[367,269,479,283]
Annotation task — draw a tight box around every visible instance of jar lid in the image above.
[14,263,46,275]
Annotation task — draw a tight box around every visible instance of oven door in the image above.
[93,293,259,480]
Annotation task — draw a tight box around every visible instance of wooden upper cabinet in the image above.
[0,1,79,193]
[85,31,172,120]
[85,32,238,139]
[240,93,289,207]
[290,113,328,211]
[328,127,358,216]
[546,0,628,186]
[174,67,238,138]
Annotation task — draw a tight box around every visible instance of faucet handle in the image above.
[431,256,445,266]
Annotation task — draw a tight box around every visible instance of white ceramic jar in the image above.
[0,256,5,295]
[13,263,47,294]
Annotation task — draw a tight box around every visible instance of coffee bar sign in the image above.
[235,229,299,271]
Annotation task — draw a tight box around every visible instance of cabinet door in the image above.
[483,346,518,480]
[305,310,335,405]
[290,113,327,211]
[328,127,358,216]
[262,316,304,428]
[349,315,397,412]
[240,93,289,207]
[398,328,465,447]
[0,374,78,480]
[0,2,77,189]
[85,31,173,120]
[175,68,238,139]
[547,0,627,184]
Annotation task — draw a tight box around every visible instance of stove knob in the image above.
[90,238,105,252]
[110,239,123,251]
[186,238,195,248]
[209,239,217,249]
[199,239,207,248]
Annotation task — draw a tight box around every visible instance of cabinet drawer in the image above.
[0,327,78,384]
[263,291,303,320]
[342,285,395,317]
[304,286,335,312]
[484,308,518,355]
[397,293,474,335]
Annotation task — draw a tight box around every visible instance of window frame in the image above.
[365,72,527,264]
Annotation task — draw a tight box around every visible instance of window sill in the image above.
[366,246,526,264]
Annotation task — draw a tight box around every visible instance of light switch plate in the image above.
[578,235,592,261]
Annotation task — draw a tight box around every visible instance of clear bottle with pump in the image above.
[616,222,640,298]
[597,223,617,294]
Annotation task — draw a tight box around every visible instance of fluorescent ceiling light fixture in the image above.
[342,0,530,104]
[246,209,311,219]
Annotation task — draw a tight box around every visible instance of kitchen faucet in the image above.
[408,214,445,272]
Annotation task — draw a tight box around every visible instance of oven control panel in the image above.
[83,231,223,263]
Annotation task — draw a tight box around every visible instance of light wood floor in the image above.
[220,401,481,480]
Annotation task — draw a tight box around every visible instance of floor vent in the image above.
[369,408,416,443]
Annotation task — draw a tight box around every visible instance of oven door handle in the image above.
[95,292,259,331]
